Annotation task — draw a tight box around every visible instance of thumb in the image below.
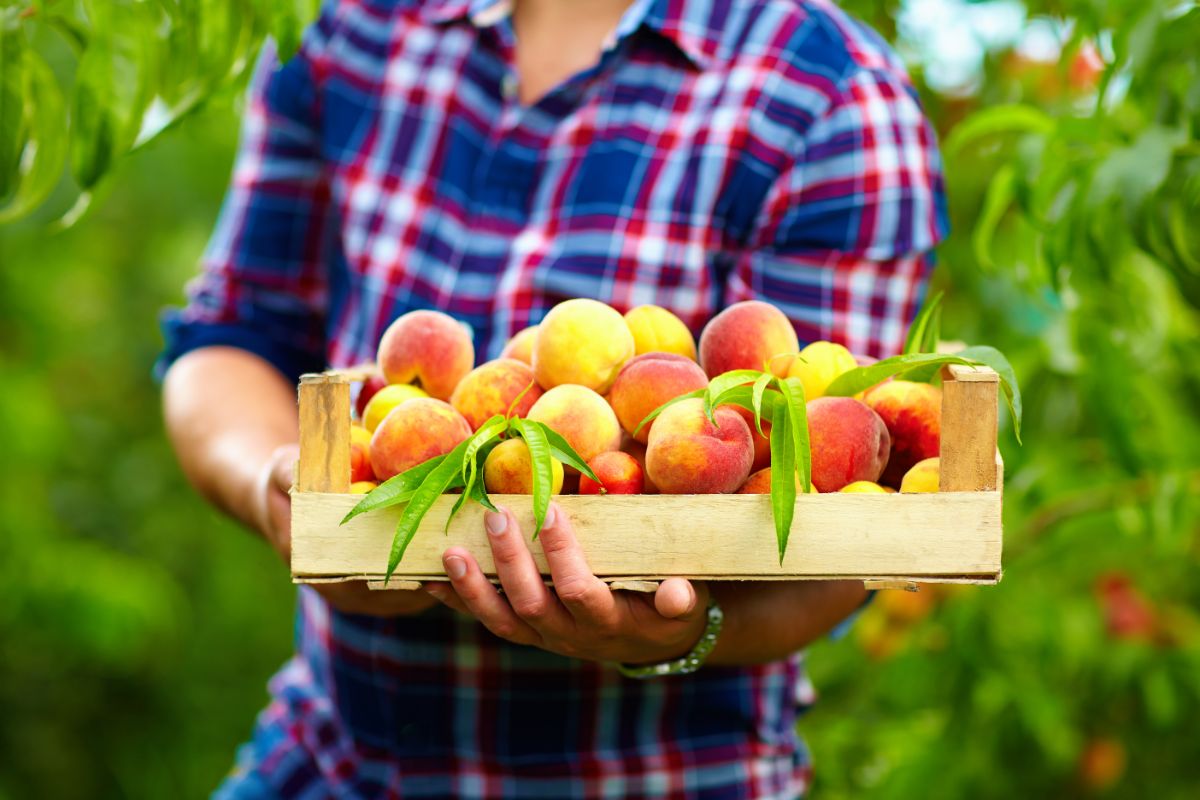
[654,578,703,620]
[269,444,300,493]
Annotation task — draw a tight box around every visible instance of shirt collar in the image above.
[419,0,719,70]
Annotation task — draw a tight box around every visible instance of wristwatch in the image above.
[617,597,724,679]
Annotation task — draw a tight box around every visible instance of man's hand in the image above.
[255,443,437,618]
[425,501,708,664]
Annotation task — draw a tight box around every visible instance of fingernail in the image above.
[444,555,467,580]
[543,502,557,529]
[485,509,508,536]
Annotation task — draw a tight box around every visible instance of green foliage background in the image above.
[2,0,1199,797]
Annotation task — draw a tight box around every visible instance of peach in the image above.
[786,341,859,400]
[619,435,658,494]
[533,299,635,393]
[698,300,799,378]
[736,467,814,494]
[864,381,942,487]
[369,398,472,481]
[806,397,890,492]
[500,325,538,364]
[377,309,475,400]
[608,352,709,444]
[623,305,697,360]
[483,438,564,495]
[350,424,376,483]
[900,457,940,493]
[355,372,387,420]
[579,451,644,495]
[362,383,429,433]
[449,358,543,431]
[645,398,753,494]
[349,481,378,494]
[839,481,888,494]
[527,384,622,468]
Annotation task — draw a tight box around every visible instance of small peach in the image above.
[645,399,753,494]
[349,481,378,494]
[377,309,475,400]
[608,352,709,444]
[483,438,564,495]
[839,481,889,494]
[362,383,429,433]
[806,397,891,492]
[900,458,940,493]
[449,358,543,431]
[533,299,635,393]
[578,451,644,494]
[369,398,472,481]
[350,424,376,483]
[698,300,799,378]
[787,341,859,400]
[527,384,622,468]
[500,326,538,364]
[623,305,697,360]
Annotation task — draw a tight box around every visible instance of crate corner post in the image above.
[939,364,1000,492]
[296,372,352,495]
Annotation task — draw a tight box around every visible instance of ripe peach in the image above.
[806,397,890,492]
[349,481,378,494]
[619,435,658,494]
[608,352,709,444]
[578,451,644,494]
[483,438,564,495]
[350,424,376,483]
[623,305,697,360]
[786,341,858,400]
[698,300,799,378]
[377,309,475,401]
[500,325,538,365]
[449,358,543,431]
[369,398,472,481]
[355,372,387,420]
[840,481,888,494]
[527,384,622,468]
[865,381,942,487]
[736,467,814,494]
[899,457,939,493]
[645,399,753,494]
[533,299,635,393]
[362,383,429,433]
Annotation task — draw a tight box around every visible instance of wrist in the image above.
[618,598,724,679]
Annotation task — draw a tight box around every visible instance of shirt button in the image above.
[502,74,518,100]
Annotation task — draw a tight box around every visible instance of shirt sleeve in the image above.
[729,66,950,359]
[156,11,339,383]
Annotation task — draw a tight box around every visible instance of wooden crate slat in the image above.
[940,365,999,492]
[291,492,1001,580]
[296,374,351,494]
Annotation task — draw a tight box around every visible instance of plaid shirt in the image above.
[162,0,947,796]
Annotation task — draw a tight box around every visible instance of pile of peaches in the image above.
[346,298,942,499]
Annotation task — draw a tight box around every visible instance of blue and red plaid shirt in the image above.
[162,0,947,796]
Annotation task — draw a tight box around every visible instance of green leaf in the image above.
[903,291,944,355]
[943,104,1055,160]
[385,439,473,581]
[0,50,68,223]
[631,388,704,440]
[460,415,508,494]
[704,370,766,421]
[468,473,498,512]
[956,345,1024,443]
[768,401,796,565]
[504,379,537,419]
[0,26,27,201]
[535,423,600,484]
[973,164,1017,271]
[777,377,811,495]
[341,453,450,525]
[510,418,553,538]
[750,372,774,436]
[824,353,978,398]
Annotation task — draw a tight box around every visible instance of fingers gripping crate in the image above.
[290,365,1003,592]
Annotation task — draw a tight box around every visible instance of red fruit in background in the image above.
[355,373,387,420]
[864,381,942,487]
[579,451,644,495]
[349,424,375,483]
[1077,738,1126,791]
[806,397,890,492]
[1095,573,1158,643]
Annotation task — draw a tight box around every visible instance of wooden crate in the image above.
[290,364,1003,591]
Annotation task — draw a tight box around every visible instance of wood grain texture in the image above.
[297,374,351,493]
[940,367,999,491]
[291,492,1002,581]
